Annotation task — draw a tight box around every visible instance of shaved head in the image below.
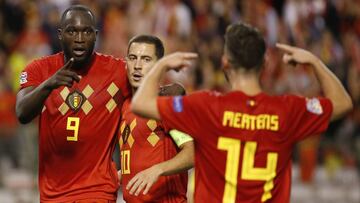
[60,5,96,28]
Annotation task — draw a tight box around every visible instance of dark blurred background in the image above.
[0,0,359,202]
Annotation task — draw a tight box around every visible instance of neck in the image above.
[132,87,138,95]
[228,69,262,96]
[64,53,94,70]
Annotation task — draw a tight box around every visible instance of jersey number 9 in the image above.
[66,117,80,141]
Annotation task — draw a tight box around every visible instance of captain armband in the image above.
[169,129,193,147]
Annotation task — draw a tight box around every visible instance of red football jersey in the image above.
[119,99,188,203]
[20,52,130,202]
[157,91,332,203]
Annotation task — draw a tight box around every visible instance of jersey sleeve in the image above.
[285,95,333,142]
[19,60,42,90]
[157,91,212,139]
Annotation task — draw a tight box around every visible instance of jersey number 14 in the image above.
[217,137,278,203]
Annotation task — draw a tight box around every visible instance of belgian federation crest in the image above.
[65,90,85,112]
[122,125,130,144]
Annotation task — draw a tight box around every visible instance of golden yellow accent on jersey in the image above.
[127,119,137,148]
[58,103,70,115]
[107,82,119,97]
[147,133,160,146]
[120,122,126,132]
[72,85,94,114]
[147,120,157,131]
[106,98,116,113]
[128,135,134,148]
[222,111,279,131]
[147,120,160,146]
[169,130,193,147]
[121,150,131,174]
[217,137,241,203]
[58,88,70,115]
[82,84,94,98]
[105,83,119,113]
[119,122,126,147]
[66,117,80,141]
[60,87,70,100]
[130,118,137,130]
[81,100,93,115]
[73,95,79,108]
[241,142,278,202]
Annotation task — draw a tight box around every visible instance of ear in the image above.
[221,54,231,82]
[57,29,62,40]
[95,29,98,41]
[221,55,229,71]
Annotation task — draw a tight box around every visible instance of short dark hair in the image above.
[127,35,165,59]
[60,5,96,27]
[225,22,266,70]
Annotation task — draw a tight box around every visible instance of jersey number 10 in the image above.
[217,137,278,203]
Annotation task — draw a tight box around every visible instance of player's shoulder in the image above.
[275,93,304,103]
[95,52,126,65]
[31,52,62,65]
[184,90,221,104]
[263,93,311,112]
[94,52,126,74]
[24,53,63,72]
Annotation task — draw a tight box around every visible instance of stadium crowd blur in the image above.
[0,0,359,202]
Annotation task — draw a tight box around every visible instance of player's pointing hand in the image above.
[157,52,198,72]
[45,57,81,89]
[276,43,318,66]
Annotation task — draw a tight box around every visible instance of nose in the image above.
[134,59,142,70]
[75,32,84,43]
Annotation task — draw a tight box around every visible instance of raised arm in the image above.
[131,52,197,120]
[276,43,353,120]
[16,58,80,124]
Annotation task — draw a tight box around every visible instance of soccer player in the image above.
[15,5,129,202]
[131,23,353,202]
[119,35,194,202]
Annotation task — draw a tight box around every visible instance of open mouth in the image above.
[73,48,86,57]
[132,72,143,82]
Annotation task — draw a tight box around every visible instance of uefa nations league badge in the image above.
[65,90,86,112]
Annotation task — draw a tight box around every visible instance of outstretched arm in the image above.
[276,43,353,120]
[126,140,194,196]
[131,52,197,120]
[16,58,80,124]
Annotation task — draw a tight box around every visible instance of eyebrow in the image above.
[64,25,94,30]
[128,54,153,58]
[63,25,96,32]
